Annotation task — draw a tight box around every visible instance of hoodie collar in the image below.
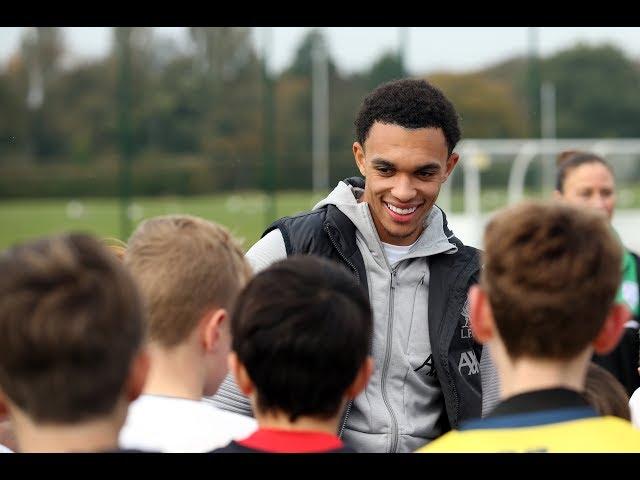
[313,179,457,260]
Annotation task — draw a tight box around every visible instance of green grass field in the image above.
[0,192,328,252]
[2,184,639,251]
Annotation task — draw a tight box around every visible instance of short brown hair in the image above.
[482,201,622,360]
[0,234,144,423]
[125,215,251,348]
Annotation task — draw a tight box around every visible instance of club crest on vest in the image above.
[460,297,472,339]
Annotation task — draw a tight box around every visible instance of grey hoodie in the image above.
[317,181,458,452]
[209,180,463,453]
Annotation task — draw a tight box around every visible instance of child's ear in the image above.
[202,308,227,353]
[0,404,17,453]
[228,352,254,396]
[593,303,630,355]
[469,285,494,344]
[345,356,374,399]
[126,348,150,402]
[0,389,8,420]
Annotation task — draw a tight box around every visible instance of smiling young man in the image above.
[354,123,456,246]
[209,78,484,452]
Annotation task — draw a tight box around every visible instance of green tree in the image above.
[428,72,529,138]
[188,28,262,188]
[21,27,66,159]
[0,59,29,161]
[542,43,640,137]
[277,29,340,189]
[48,59,115,163]
[285,29,337,79]
[365,51,406,90]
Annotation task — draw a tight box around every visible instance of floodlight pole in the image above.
[398,27,409,75]
[262,27,277,227]
[527,27,540,139]
[116,27,133,240]
[541,81,557,195]
[312,31,329,194]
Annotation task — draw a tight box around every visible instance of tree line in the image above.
[1,27,640,198]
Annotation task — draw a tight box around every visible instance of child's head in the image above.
[0,233,146,425]
[230,255,373,423]
[476,201,627,362]
[125,215,251,395]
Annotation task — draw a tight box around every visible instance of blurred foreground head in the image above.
[125,215,251,396]
[477,201,626,361]
[0,233,145,424]
[125,214,251,346]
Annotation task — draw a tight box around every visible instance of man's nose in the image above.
[391,176,416,202]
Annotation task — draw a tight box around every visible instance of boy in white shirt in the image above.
[119,215,257,452]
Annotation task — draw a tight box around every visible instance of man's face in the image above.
[353,122,458,246]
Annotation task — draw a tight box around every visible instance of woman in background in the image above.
[555,150,640,397]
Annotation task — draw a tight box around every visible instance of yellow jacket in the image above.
[418,416,640,453]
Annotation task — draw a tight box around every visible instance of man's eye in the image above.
[377,167,393,174]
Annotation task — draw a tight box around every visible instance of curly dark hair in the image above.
[354,78,461,154]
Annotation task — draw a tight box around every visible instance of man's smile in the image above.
[384,202,422,223]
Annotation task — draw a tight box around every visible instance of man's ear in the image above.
[345,356,374,400]
[443,152,459,180]
[228,352,254,396]
[125,348,150,402]
[552,189,564,201]
[592,303,630,355]
[469,285,494,344]
[353,142,366,177]
[202,308,227,353]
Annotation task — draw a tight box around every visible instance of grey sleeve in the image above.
[204,230,288,416]
[245,229,287,273]
[203,374,254,417]
[480,346,501,417]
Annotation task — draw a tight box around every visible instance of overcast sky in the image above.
[1,27,639,75]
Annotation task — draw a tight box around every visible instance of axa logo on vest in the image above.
[458,351,479,376]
